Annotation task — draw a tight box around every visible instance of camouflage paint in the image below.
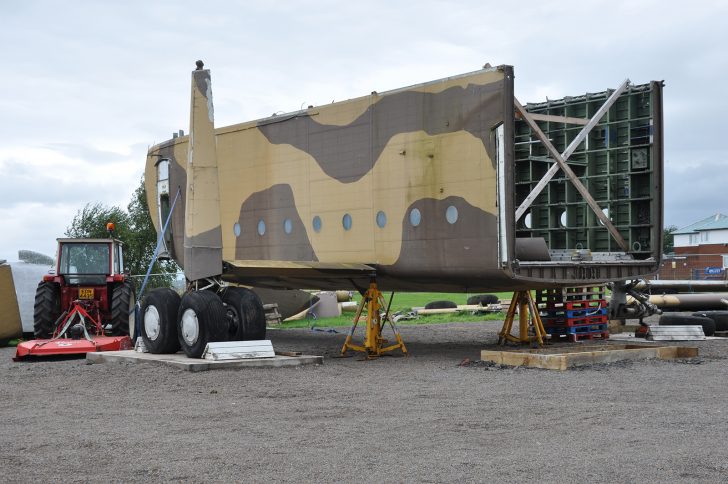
[145,65,663,292]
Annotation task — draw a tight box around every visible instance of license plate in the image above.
[79,288,94,299]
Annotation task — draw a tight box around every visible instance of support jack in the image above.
[341,279,408,358]
[498,290,548,346]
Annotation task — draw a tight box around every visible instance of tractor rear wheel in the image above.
[141,288,181,354]
[221,287,266,341]
[111,281,136,336]
[177,291,227,358]
[33,282,61,338]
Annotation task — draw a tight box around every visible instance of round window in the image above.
[312,216,322,233]
[409,208,421,227]
[524,213,532,229]
[257,219,266,236]
[283,218,293,235]
[342,213,352,231]
[233,222,241,237]
[445,205,458,224]
[376,211,387,228]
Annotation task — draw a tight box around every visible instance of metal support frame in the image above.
[513,80,631,252]
[341,279,408,358]
[498,290,548,346]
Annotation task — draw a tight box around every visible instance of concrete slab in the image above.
[87,350,323,372]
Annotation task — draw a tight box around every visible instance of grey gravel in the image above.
[2,320,728,483]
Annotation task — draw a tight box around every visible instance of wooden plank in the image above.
[480,344,698,370]
[275,350,303,357]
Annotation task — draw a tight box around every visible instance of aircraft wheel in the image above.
[141,288,181,353]
[33,281,61,338]
[177,290,227,358]
[221,287,266,340]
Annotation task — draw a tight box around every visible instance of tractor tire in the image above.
[424,300,457,310]
[110,281,136,336]
[33,281,61,338]
[692,311,728,332]
[141,288,181,354]
[177,290,228,358]
[466,294,500,306]
[660,314,716,336]
[221,287,266,341]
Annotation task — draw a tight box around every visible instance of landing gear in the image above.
[341,278,407,358]
[177,290,228,358]
[221,286,266,340]
[141,288,181,354]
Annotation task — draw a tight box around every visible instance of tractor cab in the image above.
[55,238,125,285]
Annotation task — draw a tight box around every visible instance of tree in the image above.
[663,224,678,254]
[65,176,179,292]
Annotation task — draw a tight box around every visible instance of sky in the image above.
[0,0,726,263]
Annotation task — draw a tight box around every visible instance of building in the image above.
[657,213,728,280]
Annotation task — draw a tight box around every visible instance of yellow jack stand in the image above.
[498,290,548,346]
[341,280,408,358]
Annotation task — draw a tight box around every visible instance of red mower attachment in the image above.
[14,299,132,361]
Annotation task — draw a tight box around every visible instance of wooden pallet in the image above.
[263,303,282,325]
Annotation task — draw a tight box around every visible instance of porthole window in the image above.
[312,215,322,233]
[376,211,387,228]
[445,205,458,224]
[524,213,532,229]
[409,208,421,227]
[257,219,266,236]
[233,222,241,237]
[598,208,610,226]
[342,213,352,231]
[283,218,293,235]
[560,211,568,228]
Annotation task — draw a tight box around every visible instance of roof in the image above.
[674,213,728,234]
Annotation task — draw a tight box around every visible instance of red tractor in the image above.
[15,232,135,359]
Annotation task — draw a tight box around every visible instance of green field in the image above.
[278,291,512,329]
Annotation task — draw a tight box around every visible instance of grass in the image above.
[276,291,512,329]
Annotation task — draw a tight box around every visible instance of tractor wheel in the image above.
[33,281,61,338]
[466,294,500,306]
[221,287,266,341]
[111,281,136,336]
[141,288,181,354]
[177,290,227,358]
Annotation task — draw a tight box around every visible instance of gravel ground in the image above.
[2,320,728,483]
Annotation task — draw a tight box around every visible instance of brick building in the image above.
[657,213,728,280]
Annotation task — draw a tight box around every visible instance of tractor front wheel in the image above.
[177,291,227,358]
[221,287,266,340]
[141,288,181,354]
[111,281,136,336]
[33,281,61,338]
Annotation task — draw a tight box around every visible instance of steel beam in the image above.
[514,98,629,252]
[515,80,630,223]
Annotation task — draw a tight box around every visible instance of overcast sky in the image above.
[1,0,726,263]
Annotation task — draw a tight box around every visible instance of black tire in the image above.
[110,281,136,336]
[424,300,457,310]
[221,287,266,340]
[177,291,228,358]
[141,288,181,354]
[33,282,61,338]
[466,294,500,306]
[660,314,716,336]
[693,311,728,332]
